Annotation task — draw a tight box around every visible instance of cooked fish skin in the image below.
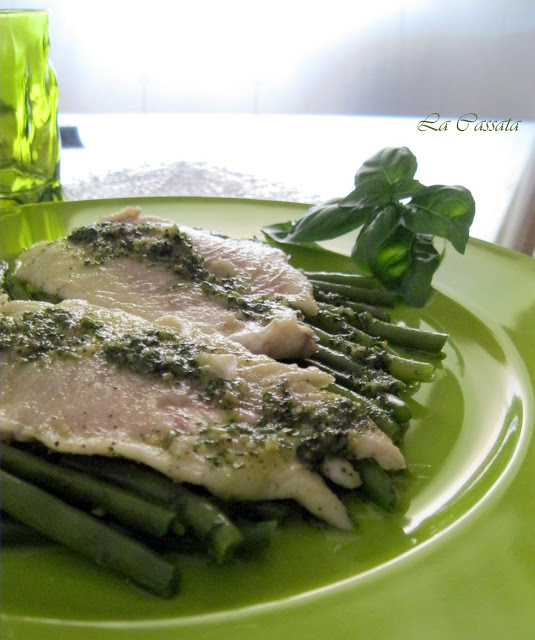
[0,299,405,530]
[13,208,317,360]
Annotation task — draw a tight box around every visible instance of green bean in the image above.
[1,445,178,539]
[348,363,402,398]
[354,459,397,511]
[177,491,243,564]
[313,344,369,378]
[313,324,357,349]
[325,367,412,423]
[305,271,381,289]
[386,352,435,383]
[230,500,295,524]
[1,512,47,544]
[308,304,379,347]
[171,519,187,536]
[236,520,278,556]
[391,342,448,362]
[313,290,391,321]
[316,339,431,388]
[310,280,398,307]
[325,363,411,422]
[380,393,412,424]
[62,455,243,563]
[314,325,428,391]
[307,307,435,389]
[1,470,180,598]
[356,315,448,353]
[312,303,446,359]
[324,381,402,441]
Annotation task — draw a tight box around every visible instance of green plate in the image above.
[1,197,534,640]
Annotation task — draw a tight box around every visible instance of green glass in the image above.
[0,10,63,210]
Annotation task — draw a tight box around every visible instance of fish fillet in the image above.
[13,208,317,360]
[0,299,405,529]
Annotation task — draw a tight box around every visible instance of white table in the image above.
[58,113,535,253]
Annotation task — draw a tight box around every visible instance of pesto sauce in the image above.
[259,385,362,466]
[191,383,365,470]
[0,307,235,404]
[1,306,361,471]
[0,307,103,361]
[68,222,208,282]
[200,280,283,320]
[67,221,285,321]
[103,329,234,404]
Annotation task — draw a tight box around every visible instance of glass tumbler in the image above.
[0,10,63,210]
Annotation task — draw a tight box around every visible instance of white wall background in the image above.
[3,0,534,119]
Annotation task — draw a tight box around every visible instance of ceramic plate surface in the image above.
[1,197,534,640]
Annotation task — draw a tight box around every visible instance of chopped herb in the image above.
[0,307,103,361]
[191,384,366,470]
[67,221,286,321]
[68,222,208,282]
[0,307,237,406]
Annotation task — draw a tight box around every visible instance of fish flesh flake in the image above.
[13,208,317,360]
[0,299,405,529]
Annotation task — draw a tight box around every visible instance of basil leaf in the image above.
[392,178,425,200]
[260,221,296,245]
[264,202,369,244]
[354,223,440,306]
[340,179,393,209]
[351,205,402,275]
[352,205,441,305]
[261,146,475,308]
[342,147,421,210]
[354,147,418,188]
[373,225,414,282]
[398,235,441,307]
[405,185,475,253]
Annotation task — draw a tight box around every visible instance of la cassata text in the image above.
[418,113,521,132]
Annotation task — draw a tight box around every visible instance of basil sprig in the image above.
[262,147,475,307]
